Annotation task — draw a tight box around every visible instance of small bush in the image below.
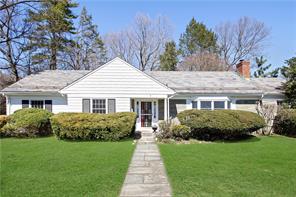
[274,109,296,137]
[178,109,266,140]
[171,125,191,140]
[157,119,191,141]
[51,112,137,141]
[2,108,53,137]
[157,119,175,139]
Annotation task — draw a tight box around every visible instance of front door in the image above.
[141,102,152,127]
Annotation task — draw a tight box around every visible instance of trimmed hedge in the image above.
[2,108,53,137]
[51,112,137,141]
[274,109,296,137]
[177,109,266,140]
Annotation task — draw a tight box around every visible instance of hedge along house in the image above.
[1,57,284,130]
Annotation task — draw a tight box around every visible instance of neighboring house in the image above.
[1,57,284,130]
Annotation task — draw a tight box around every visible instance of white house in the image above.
[1,57,284,130]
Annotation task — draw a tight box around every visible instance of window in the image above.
[214,101,225,110]
[31,100,44,109]
[192,101,197,109]
[193,99,230,110]
[236,100,258,104]
[92,99,106,114]
[277,100,283,106]
[22,100,29,108]
[200,101,211,110]
[45,100,52,112]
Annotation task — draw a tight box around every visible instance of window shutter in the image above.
[45,100,52,112]
[108,99,116,113]
[192,101,197,109]
[82,99,90,113]
[22,100,29,108]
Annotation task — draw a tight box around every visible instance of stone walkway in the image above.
[120,129,172,197]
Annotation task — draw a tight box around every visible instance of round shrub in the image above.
[274,109,296,137]
[2,108,53,137]
[177,109,266,140]
[171,125,191,140]
[50,112,137,141]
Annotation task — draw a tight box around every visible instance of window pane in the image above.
[31,100,44,109]
[45,100,52,112]
[22,100,29,108]
[236,100,258,104]
[200,101,211,110]
[92,99,106,114]
[192,101,197,109]
[214,101,225,109]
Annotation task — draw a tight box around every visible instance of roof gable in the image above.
[60,57,175,95]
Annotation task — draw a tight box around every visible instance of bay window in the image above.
[193,99,230,110]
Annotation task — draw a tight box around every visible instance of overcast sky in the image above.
[75,0,296,69]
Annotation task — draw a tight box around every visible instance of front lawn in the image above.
[0,137,135,197]
[159,136,296,197]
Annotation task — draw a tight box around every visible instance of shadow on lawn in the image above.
[215,134,261,143]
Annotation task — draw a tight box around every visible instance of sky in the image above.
[75,0,296,69]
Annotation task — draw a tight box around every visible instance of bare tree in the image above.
[216,17,270,70]
[256,103,278,135]
[104,30,135,65]
[0,0,34,81]
[130,14,172,71]
[105,13,172,71]
[178,51,227,71]
[0,0,40,11]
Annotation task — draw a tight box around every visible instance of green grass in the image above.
[159,136,296,197]
[0,137,135,197]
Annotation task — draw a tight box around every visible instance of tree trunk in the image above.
[50,47,57,70]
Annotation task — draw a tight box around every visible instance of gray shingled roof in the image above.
[1,70,89,92]
[1,70,284,95]
[146,71,264,94]
[251,78,285,95]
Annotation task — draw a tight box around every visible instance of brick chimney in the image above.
[236,60,250,79]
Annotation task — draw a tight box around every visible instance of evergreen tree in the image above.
[281,57,296,108]
[74,6,107,70]
[160,41,178,71]
[27,0,77,70]
[253,56,279,78]
[179,18,217,57]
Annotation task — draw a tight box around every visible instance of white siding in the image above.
[116,98,130,112]
[7,95,67,115]
[60,58,174,98]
